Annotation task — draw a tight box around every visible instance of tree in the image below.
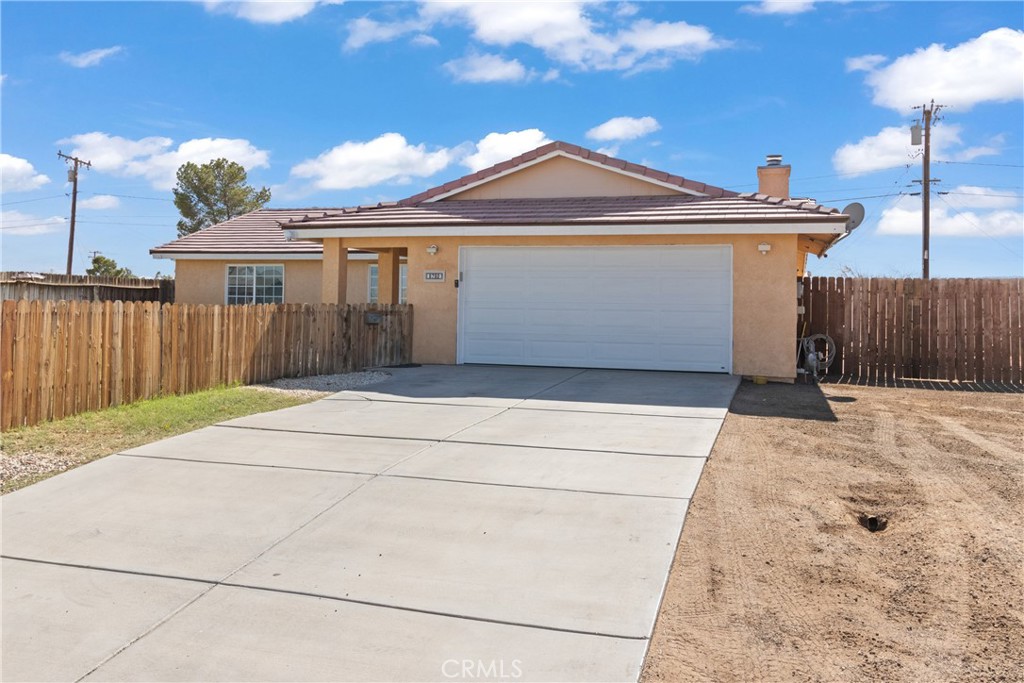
[86,254,134,278]
[172,158,271,237]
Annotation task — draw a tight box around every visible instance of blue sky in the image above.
[2,1,1022,278]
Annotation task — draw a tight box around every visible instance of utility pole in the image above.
[57,151,92,275]
[911,101,942,279]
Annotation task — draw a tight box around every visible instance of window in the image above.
[226,265,284,304]
[368,263,408,304]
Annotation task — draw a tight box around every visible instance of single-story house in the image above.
[153,142,851,380]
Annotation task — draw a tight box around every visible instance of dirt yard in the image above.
[643,380,1023,683]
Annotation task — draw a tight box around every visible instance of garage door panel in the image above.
[464,339,526,362]
[460,246,732,373]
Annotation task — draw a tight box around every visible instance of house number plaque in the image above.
[424,270,446,282]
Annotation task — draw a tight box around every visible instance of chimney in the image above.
[757,154,791,199]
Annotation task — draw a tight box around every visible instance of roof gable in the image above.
[399,141,737,205]
[440,154,689,201]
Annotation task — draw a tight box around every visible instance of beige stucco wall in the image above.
[339,234,799,379]
[173,259,373,305]
[452,156,683,200]
[347,261,371,303]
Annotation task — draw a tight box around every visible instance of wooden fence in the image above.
[0,301,413,431]
[798,277,1022,383]
[0,272,174,303]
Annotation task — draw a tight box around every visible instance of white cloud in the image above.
[740,1,815,15]
[1,210,66,236]
[845,54,887,72]
[78,194,121,210]
[350,2,729,73]
[289,133,455,191]
[586,116,660,142]
[541,68,560,82]
[59,46,123,68]
[832,124,998,176]
[615,19,723,69]
[57,132,270,190]
[0,74,6,86]
[954,138,1003,162]
[444,53,531,83]
[860,28,1024,111]
[462,129,552,172]
[411,33,440,47]
[0,154,51,192]
[877,195,1023,237]
[345,16,427,50]
[615,3,640,18]
[940,186,1021,210]
[203,1,336,24]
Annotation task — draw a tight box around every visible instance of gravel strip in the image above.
[0,451,78,485]
[245,370,391,398]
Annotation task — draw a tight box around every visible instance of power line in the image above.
[819,192,910,202]
[0,223,65,231]
[832,163,917,250]
[73,220,170,227]
[938,191,1024,199]
[2,194,68,206]
[935,193,1022,258]
[88,192,173,202]
[75,214,175,219]
[728,169,888,188]
[934,160,1024,168]
[0,218,67,226]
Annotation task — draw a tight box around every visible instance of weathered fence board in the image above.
[799,277,1023,383]
[1,301,413,430]
[0,272,174,303]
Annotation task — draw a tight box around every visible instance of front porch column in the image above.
[321,238,348,305]
[377,248,401,304]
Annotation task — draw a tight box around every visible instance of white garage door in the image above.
[458,246,732,372]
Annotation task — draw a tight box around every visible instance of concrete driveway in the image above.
[2,365,739,682]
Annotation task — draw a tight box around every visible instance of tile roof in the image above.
[398,140,738,205]
[284,194,846,231]
[151,209,331,255]
[151,143,848,257]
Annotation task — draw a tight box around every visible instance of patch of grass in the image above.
[0,386,319,494]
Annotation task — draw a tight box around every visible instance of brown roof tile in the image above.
[287,195,846,233]
[151,208,337,255]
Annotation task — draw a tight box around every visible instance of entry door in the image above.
[458,245,732,372]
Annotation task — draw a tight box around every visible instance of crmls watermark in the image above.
[441,659,523,679]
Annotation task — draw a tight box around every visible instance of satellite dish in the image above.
[842,202,865,232]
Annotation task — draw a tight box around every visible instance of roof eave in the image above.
[150,250,324,261]
[282,220,849,240]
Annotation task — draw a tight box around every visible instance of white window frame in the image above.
[368,263,408,304]
[224,264,285,305]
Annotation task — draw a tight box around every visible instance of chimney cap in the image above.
[764,154,784,166]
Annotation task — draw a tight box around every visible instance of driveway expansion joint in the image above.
[115,452,692,500]
[1,555,651,643]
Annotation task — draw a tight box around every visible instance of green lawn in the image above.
[0,386,322,494]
